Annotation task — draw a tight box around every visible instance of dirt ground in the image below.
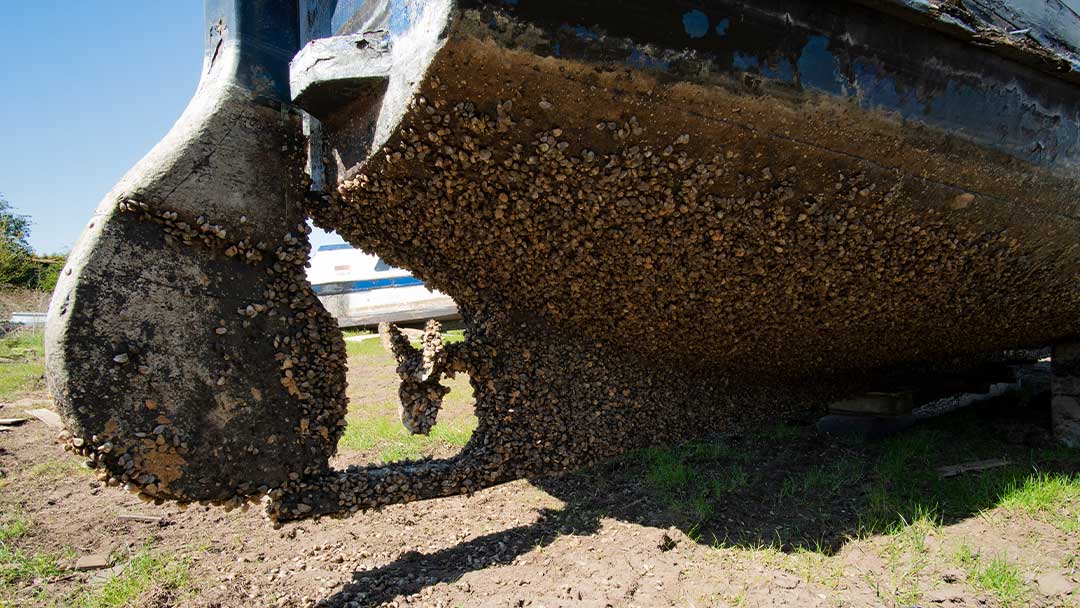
[1,333,1078,607]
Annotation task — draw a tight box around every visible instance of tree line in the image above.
[0,194,65,293]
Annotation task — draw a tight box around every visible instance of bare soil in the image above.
[1,346,1078,607]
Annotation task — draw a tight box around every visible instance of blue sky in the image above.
[0,2,343,255]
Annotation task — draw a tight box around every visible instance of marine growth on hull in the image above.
[283,35,1080,518]
[46,0,1080,522]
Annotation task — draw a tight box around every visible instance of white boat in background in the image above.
[307,244,460,328]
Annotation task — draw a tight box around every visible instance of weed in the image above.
[0,510,66,593]
[0,330,45,399]
[711,465,750,495]
[877,510,939,606]
[0,512,29,542]
[69,544,191,608]
[0,545,64,587]
[998,472,1080,532]
[975,557,1027,606]
[641,448,693,494]
[27,458,90,479]
[781,461,861,499]
[338,410,476,463]
[343,329,465,357]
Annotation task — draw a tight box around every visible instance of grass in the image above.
[339,329,475,462]
[998,471,1080,532]
[344,329,465,357]
[1,526,191,608]
[338,409,476,463]
[780,461,862,499]
[345,337,386,357]
[0,544,65,587]
[629,439,752,523]
[0,512,29,543]
[0,329,45,399]
[28,458,91,479]
[955,544,1029,607]
[0,509,67,599]
[68,545,191,608]
[859,416,1080,534]
[877,508,940,605]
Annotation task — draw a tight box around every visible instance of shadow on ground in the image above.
[322,393,1080,607]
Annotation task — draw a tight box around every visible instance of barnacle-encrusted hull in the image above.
[46,0,1080,521]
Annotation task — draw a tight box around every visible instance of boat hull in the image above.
[283,0,1080,517]
[43,0,1080,520]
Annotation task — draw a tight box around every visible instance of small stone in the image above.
[112,353,129,364]
[538,100,553,110]
[74,554,110,571]
[773,573,800,589]
[1037,572,1075,597]
[950,192,975,210]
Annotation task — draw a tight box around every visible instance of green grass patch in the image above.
[345,337,386,357]
[870,510,940,606]
[338,410,476,463]
[780,461,862,499]
[0,330,45,399]
[27,458,90,479]
[627,438,752,524]
[343,329,465,357]
[0,331,43,360]
[70,545,191,608]
[859,414,1080,535]
[955,545,1029,608]
[998,471,1080,532]
[0,510,67,593]
[0,512,29,543]
[0,544,64,588]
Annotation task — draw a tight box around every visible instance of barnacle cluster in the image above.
[62,199,348,511]
[278,37,1080,518]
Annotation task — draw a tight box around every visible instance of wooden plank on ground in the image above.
[117,514,163,523]
[938,458,1010,478]
[26,408,62,428]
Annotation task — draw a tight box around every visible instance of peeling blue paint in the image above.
[682,10,709,39]
[843,57,1079,167]
[763,59,794,83]
[731,52,794,83]
[628,48,670,71]
[715,18,730,37]
[566,25,601,42]
[850,58,931,119]
[732,52,758,71]
[797,36,844,95]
